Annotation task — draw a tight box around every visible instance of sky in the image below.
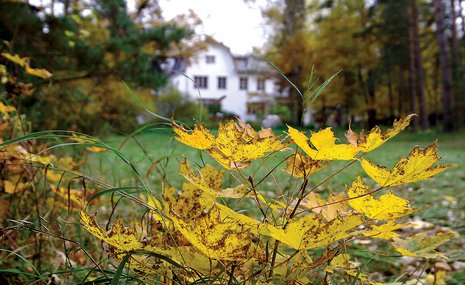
[159,0,267,55]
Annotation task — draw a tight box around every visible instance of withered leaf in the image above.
[284,152,328,178]
[392,231,458,259]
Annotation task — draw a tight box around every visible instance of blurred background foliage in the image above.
[0,0,203,134]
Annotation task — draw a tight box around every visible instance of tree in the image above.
[264,0,308,125]
[410,0,428,130]
[433,0,454,132]
[0,0,200,133]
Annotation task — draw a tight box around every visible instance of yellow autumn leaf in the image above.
[346,114,416,152]
[173,119,285,169]
[1,52,29,67]
[170,204,260,261]
[392,231,458,259]
[0,102,16,118]
[300,192,348,221]
[25,65,52,79]
[1,52,52,79]
[178,159,248,198]
[425,270,447,285]
[284,152,328,178]
[80,211,144,252]
[347,177,415,220]
[172,121,215,150]
[288,126,359,160]
[361,143,451,187]
[364,221,406,239]
[262,213,363,250]
[3,179,27,194]
[163,183,216,221]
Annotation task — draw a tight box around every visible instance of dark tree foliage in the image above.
[0,0,194,133]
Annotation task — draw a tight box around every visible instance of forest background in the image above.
[1,0,465,133]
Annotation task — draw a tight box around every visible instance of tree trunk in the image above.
[283,0,306,126]
[388,71,394,118]
[434,0,454,132]
[366,70,377,129]
[398,69,406,115]
[411,0,428,129]
[408,14,417,130]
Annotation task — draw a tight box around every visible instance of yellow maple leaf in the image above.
[171,204,260,261]
[163,183,216,221]
[363,221,406,239]
[262,213,363,250]
[347,177,415,220]
[173,119,285,169]
[81,211,222,275]
[392,230,458,259]
[346,114,416,152]
[361,143,451,187]
[178,159,248,198]
[284,152,328,178]
[300,192,348,221]
[172,122,215,150]
[288,126,359,160]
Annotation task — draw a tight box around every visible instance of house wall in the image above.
[171,44,278,121]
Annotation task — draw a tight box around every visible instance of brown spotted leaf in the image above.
[301,192,348,221]
[173,119,285,169]
[361,143,451,187]
[170,204,260,261]
[363,221,406,239]
[262,213,363,250]
[178,159,248,198]
[284,152,328,178]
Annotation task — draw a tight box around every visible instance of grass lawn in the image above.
[79,125,465,282]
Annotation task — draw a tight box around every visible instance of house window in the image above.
[257,78,265,91]
[218,76,227,89]
[239,77,248,90]
[194,76,208,89]
[206,55,215,64]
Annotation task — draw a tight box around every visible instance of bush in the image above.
[76,115,456,284]
[155,86,207,124]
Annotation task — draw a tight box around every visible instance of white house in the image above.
[169,41,283,121]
